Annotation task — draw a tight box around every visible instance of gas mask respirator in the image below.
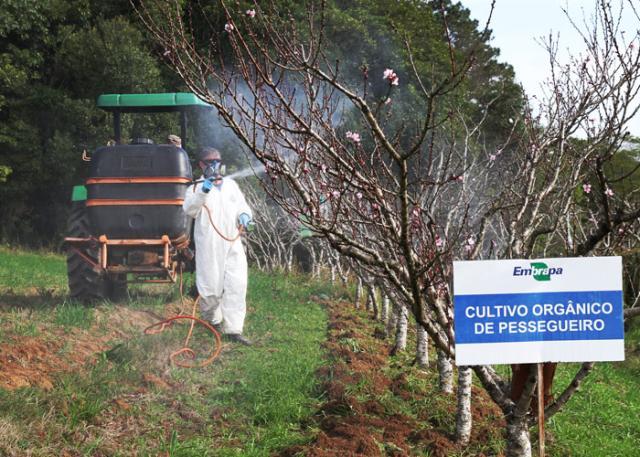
[203,159,226,186]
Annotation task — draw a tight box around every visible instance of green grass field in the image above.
[546,325,640,457]
[0,246,329,456]
[1,245,639,456]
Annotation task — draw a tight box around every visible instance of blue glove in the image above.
[202,177,214,193]
[238,213,252,228]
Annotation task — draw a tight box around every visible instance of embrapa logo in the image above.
[512,262,563,281]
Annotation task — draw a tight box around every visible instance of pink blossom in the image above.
[383,68,399,86]
[331,190,341,198]
[224,23,234,32]
[489,154,496,161]
[454,175,464,183]
[345,131,361,143]
[356,192,363,199]
[463,237,475,253]
[321,164,327,172]
[246,9,256,18]
[605,187,614,197]
[582,183,592,194]
[435,235,444,248]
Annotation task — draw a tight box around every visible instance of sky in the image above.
[461,0,640,137]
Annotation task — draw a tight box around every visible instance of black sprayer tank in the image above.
[86,142,192,239]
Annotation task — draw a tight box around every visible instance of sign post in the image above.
[537,363,545,457]
[454,257,625,456]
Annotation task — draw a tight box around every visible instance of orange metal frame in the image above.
[64,234,189,283]
[86,199,184,207]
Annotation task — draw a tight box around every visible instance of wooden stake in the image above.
[537,363,545,457]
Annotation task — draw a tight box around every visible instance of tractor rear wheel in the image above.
[107,274,128,302]
[66,201,108,303]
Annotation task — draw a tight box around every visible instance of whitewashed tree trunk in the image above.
[437,350,454,393]
[286,250,293,273]
[381,294,390,325]
[386,299,398,338]
[355,276,363,309]
[415,322,429,368]
[391,305,408,355]
[368,286,379,319]
[505,365,536,457]
[365,285,374,313]
[506,415,532,457]
[456,366,473,446]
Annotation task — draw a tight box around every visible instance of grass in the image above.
[2,245,640,456]
[334,303,640,457]
[0,247,329,456]
[546,323,640,457]
[0,245,67,295]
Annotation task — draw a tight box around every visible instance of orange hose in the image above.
[191,182,245,242]
[203,203,243,242]
[144,270,222,368]
[144,310,222,368]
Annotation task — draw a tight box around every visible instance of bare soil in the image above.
[0,304,163,391]
[280,300,505,457]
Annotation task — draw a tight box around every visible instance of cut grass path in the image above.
[0,246,329,456]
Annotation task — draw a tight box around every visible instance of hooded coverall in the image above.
[183,178,252,334]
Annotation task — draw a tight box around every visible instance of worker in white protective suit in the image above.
[183,147,254,345]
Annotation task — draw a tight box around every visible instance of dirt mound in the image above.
[280,299,503,457]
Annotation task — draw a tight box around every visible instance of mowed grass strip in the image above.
[0,248,328,456]
[0,246,67,295]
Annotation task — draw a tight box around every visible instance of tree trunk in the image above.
[456,366,472,446]
[286,250,293,273]
[437,350,454,393]
[386,299,398,338]
[368,286,379,319]
[355,276,363,309]
[390,305,408,355]
[381,294,390,325]
[365,285,374,313]
[505,413,532,457]
[415,322,429,368]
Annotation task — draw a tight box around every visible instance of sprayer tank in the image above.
[86,143,192,239]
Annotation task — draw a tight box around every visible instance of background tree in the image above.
[0,0,181,246]
[138,0,640,455]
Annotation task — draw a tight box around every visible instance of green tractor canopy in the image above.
[97,92,211,146]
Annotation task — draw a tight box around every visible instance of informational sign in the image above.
[453,257,624,365]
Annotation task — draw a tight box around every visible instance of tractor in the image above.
[65,93,211,302]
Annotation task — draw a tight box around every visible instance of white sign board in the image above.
[453,257,624,365]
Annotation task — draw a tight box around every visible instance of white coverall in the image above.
[183,178,252,334]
